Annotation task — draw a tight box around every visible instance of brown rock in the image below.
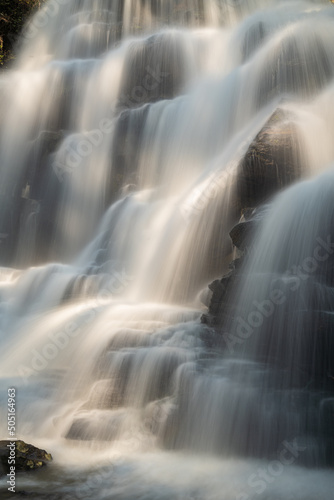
[0,440,52,476]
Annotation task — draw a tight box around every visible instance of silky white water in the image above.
[0,0,334,498]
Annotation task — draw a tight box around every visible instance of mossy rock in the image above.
[0,440,52,476]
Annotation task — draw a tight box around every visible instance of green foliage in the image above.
[0,0,45,68]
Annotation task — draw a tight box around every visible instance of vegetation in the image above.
[0,0,45,68]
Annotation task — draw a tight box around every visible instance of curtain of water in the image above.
[0,1,334,498]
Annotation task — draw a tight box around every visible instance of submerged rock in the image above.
[65,411,124,441]
[242,21,267,62]
[107,105,150,203]
[118,32,187,110]
[256,32,333,105]
[0,440,52,476]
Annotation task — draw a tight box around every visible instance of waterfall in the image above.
[0,0,334,498]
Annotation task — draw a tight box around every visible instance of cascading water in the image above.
[1,0,334,498]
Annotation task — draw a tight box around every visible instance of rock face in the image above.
[236,108,302,211]
[0,129,65,266]
[201,205,269,329]
[229,205,270,252]
[242,21,267,62]
[201,257,242,329]
[204,200,334,388]
[107,105,150,204]
[203,204,334,384]
[256,33,333,106]
[0,440,52,476]
[118,32,187,110]
[202,203,334,464]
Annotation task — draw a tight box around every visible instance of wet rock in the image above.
[229,205,270,251]
[33,130,65,157]
[242,21,267,62]
[118,32,187,110]
[198,286,213,308]
[81,379,126,411]
[106,330,151,351]
[107,105,150,204]
[201,205,269,330]
[256,32,333,106]
[0,440,52,476]
[237,108,302,211]
[65,410,124,441]
[28,130,65,194]
[94,351,134,406]
[0,127,66,267]
[139,349,188,404]
[252,297,334,389]
[201,255,245,329]
[139,0,205,26]
[144,397,175,437]
[160,404,181,450]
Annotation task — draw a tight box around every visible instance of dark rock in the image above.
[66,19,122,59]
[107,105,150,204]
[28,130,65,195]
[205,106,304,327]
[229,205,270,251]
[198,286,213,308]
[242,21,267,62]
[251,288,334,389]
[139,0,205,26]
[33,130,65,157]
[160,404,180,450]
[201,255,245,328]
[0,127,65,267]
[80,379,125,411]
[0,194,42,267]
[93,351,134,407]
[201,205,269,330]
[199,325,227,349]
[0,440,52,476]
[118,32,187,110]
[65,412,123,441]
[237,108,302,211]
[144,397,175,438]
[256,33,333,106]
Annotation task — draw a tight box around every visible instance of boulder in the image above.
[139,0,205,28]
[201,205,269,328]
[236,108,302,211]
[256,33,333,106]
[118,32,187,110]
[229,205,270,251]
[107,105,150,203]
[65,412,123,441]
[242,21,267,62]
[201,255,245,329]
[0,440,52,476]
